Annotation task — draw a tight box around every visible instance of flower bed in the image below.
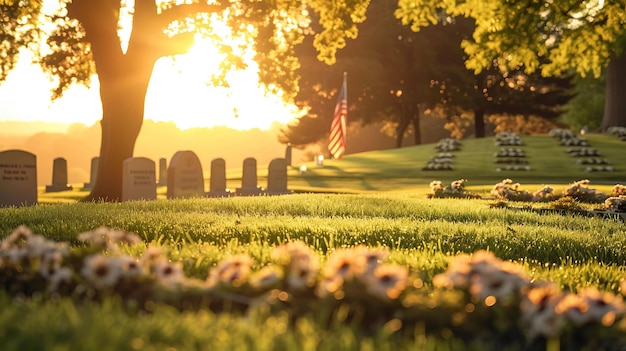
[1,226,625,349]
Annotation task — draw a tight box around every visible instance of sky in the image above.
[0,50,301,131]
[0,2,302,132]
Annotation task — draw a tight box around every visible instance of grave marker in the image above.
[157,157,167,186]
[122,157,156,201]
[83,157,99,190]
[45,157,73,192]
[0,150,37,207]
[266,158,292,195]
[235,157,264,196]
[167,150,205,199]
[207,158,232,197]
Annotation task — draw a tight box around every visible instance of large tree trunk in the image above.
[474,108,486,138]
[599,52,626,131]
[85,61,154,202]
[69,0,200,202]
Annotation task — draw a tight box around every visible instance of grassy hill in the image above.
[283,133,626,194]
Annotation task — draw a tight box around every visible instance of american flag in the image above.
[329,73,347,159]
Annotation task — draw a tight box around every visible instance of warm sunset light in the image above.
[0,1,302,131]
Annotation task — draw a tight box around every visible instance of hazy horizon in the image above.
[0,118,448,187]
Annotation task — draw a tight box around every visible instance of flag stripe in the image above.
[329,75,347,159]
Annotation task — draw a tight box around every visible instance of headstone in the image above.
[235,157,264,196]
[83,157,99,190]
[206,158,232,197]
[122,157,156,201]
[0,150,37,207]
[45,157,73,192]
[157,157,167,186]
[266,158,292,195]
[167,150,205,199]
[285,144,292,166]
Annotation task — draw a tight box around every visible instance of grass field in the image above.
[3,132,626,350]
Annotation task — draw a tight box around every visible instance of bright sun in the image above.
[0,1,301,131]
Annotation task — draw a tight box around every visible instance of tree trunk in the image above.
[395,102,410,148]
[85,59,155,202]
[599,52,626,131]
[474,108,486,138]
[411,106,422,145]
[395,117,409,148]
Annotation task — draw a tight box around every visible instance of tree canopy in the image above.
[282,5,573,150]
[396,0,626,130]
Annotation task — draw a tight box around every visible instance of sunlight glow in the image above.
[0,0,302,131]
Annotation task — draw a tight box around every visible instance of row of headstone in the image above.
[165,151,291,199]
[0,149,291,207]
[83,156,167,190]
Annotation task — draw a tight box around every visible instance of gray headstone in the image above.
[267,158,291,195]
[285,144,292,166]
[45,157,73,192]
[122,157,157,202]
[206,158,232,198]
[235,157,264,196]
[167,150,205,199]
[83,157,99,190]
[157,157,167,186]
[0,150,37,207]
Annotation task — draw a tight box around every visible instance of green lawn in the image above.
[4,132,626,350]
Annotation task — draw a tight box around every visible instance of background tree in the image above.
[282,5,572,149]
[1,0,370,202]
[434,57,574,138]
[396,0,626,131]
[560,74,606,131]
[281,1,476,149]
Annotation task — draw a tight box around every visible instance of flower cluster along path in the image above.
[2,226,626,349]
[427,178,626,220]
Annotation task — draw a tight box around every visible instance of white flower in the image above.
[433,251,528,301]
[207,254,253,287]
[272,241,319,291]
[78,227,141,250]
[1,225,32,249]
[115,256,143,278]
[81,254,123,289]
[153,259,185,286]
[3,247,29,264]
[38,249,64,278]
[521,283,565,340]
[576,288,624,326]
[323,249,365,282]
[47,267,73,291]
[353,245,388,274]
[141,246,164,267]
[363,264,408,300]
